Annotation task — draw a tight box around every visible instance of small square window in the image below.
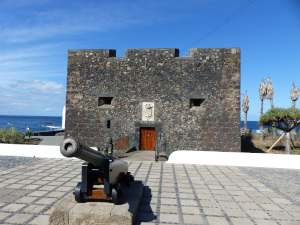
[106,120,111,129]
[190,98,204,108]
[98,97,113,106]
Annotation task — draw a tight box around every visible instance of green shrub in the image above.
[0,127,7,142]
[0,126,25,144]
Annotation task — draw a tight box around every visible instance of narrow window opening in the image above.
[190,99,205,108]
[106,120,111,129]
[98,97,113,106]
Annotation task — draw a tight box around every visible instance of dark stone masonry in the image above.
[65,48,241,154]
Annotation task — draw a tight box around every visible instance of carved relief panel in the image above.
[142,102,154,121]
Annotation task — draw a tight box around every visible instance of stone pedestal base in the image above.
[49,181,144,225]
[157,151,167,161]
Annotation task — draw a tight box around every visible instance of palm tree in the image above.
[266,77,274,108]
[242,90,249,133]
[290,82,299,109]
[259,78,267,138]
[266,77,275,136]
[290,82,299,138]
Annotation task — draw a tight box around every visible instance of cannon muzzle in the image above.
[60,137,112,168]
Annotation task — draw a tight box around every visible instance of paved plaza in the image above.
[0,155,299,224]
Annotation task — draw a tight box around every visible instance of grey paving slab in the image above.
[0,156,42,170]
[0,155,300,225]
[134,163,300,225]
[0,156,82,225]
[240,167,300,206]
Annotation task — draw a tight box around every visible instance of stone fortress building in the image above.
[65,48,241,155]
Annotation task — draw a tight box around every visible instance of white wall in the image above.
[167,150,300,170]
[0,143,65,158]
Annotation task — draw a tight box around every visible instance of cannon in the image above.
[60,137,133,204]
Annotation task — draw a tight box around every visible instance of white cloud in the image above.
[13,80,65,94]
[0,1,186,44]
[0,44,60,62]
[0,43,66,87]
[0,85,65,116]
[0,4,133,43]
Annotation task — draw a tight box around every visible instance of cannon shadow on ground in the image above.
[133,185,157,224]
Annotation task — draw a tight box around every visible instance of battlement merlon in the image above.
[67,49,116,67]
[68,49,116,57]
[189,48,241,65]
[125,48,179,58]
[189,47,240,56]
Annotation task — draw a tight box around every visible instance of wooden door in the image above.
[140,128,156,150]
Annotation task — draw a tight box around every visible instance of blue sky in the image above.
[0,0,299,120]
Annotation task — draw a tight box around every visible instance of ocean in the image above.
[241,121,300,133]
[0,116,298,134]
[0,115,62,133]
[241,121,261,131]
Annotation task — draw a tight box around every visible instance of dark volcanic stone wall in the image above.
[65,48,241,152]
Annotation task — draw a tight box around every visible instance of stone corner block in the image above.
[48,193,77,225]
[48,181,144,225]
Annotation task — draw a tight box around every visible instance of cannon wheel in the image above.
[74,182,83,203]
[112,186,118,204]
[118,184,124,198]
[112,184,123,205]
[125,173,133,187]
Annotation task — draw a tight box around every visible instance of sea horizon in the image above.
[0,115,298,133]
[0,114,62,117]
[1,114,255,121]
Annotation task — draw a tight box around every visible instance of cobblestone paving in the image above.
[0,156,300,225]
[133,163,300,225]
[241,167,300,207]
[0,157,82,225]
[0,156,42,170]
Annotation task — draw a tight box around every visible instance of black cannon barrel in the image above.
[60,137,112,168]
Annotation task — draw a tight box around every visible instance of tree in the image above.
[258,108,300,154]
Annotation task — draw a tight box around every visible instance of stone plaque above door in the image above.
[142,102,154,121]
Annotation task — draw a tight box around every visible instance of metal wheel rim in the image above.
[74,182,82,203]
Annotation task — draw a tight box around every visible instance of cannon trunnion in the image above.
[60,137,133,204]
